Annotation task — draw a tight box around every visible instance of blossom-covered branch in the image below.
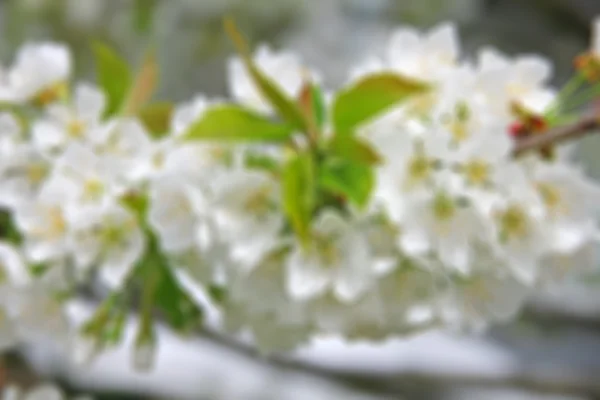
[3,14,600,373]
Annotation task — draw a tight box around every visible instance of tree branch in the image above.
[512,111,600,157]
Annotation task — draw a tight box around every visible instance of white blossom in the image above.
[286,211,376,303]
[31,83,105,155]
[8,42,71,104]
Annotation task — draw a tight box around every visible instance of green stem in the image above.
[545,73,586,118]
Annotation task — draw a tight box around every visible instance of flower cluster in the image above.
[1,18,600,359]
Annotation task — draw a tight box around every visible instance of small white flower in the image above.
[211,170,282,242]
[286,211,375,302]
[95,118,154,183]
[0,145,51,209]
[442,269,529,332]
[32,83,105,155]
[372,128,448,223]
[532,162,600,252]
[385,23,460,80]
[13,178,71,264]
[51,143,124,224]
[477,48,554,115]
[487,166,549,284]
[70,205,144,289]
[540,239,600,287]
[8,42,71,104]
[149,176,205,253]
[225,247,312,353]
[398,183,483,275]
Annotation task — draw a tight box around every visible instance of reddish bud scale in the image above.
[509,122,525,138]
[507,112,553,159]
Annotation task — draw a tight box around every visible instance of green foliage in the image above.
[183,104,295,142]
[282,151,316,245]
[81,291,128,348]
[245,152,281,175]
[319,159,375,208]
[93,42,132,118]
[224,18,308,132]
[138,102,174,138]
[298,81,327,140]
[137,232,204,334]
[328,135,382,166]
[332,72,430,136]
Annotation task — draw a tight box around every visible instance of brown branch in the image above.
[512,111,600,157]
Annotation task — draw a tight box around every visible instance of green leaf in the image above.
[245,152,280,174]
[310,85,327,129]
[208,284,228,304]
[224,18,307,132]
[154,262,203,333]
[138,102,173,138]
[319,160,375,208]
[144,233,204,333]
[133,0,158,34]
[298,81,327,134]
[328,136,382,166]
[93,42,132,118]
[332,72,430,135]
[282,151,316,244]
[183,104,295,142]
[123,49,159,116]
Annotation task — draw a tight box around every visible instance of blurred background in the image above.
[2,0,600,399]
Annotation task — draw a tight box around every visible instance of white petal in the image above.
[399,228,430,256]
[0,243,29,286]
[75,82,105,120]
[334,237,372,302]
[286,249,329,301]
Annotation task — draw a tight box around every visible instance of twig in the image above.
[512,111,600,157]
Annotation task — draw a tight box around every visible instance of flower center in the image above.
[432,191,456,221]
[497,205,529,242]
[537,182,562,213]
[83,179,105,202]
[405,152,434,188]
[243,186,272,216]
[35,207,67,240]
[463,159,490,186]
[26,162,48,184]
[314,234,340,266]
[67,119,86,138]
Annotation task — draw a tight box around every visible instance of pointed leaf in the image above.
[138,102,174,138]
[224,18,307,132]
[298,81,327,141]
[123,49,159,116]
[183,104,295,142]
[282,151,315,244]
[319,160,375,208]
[328,135,382,165]
[332,72,430,135]
[93,42,132,118]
